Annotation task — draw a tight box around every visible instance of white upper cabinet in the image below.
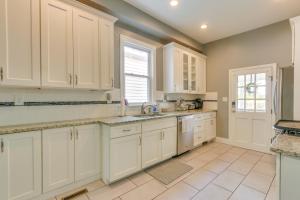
[41,0,117,90]
[197,56,206,94]
[164,42,206,94]
[0,0,40,87]
[73,9,99,89]
[0,131,42,200]
[99,17,115,90]
[41,0,74,88]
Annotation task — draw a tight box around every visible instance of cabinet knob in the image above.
[139,136,142,146]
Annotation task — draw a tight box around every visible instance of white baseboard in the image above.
[216,137,232,145]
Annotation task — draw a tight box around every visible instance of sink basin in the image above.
[133,113,167,118]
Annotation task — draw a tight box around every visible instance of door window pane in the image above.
[256,73,266,86]
[256,100,266,112]
[238,88,245,99]
[246,100,255,111]
[238,75,245,87]
[237,100,245,110]
[256,86,266,99]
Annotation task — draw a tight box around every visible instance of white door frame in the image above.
[228,63,277,153]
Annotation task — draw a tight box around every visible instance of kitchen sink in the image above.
[133,113,167,118]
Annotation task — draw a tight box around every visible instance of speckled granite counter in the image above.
[0,109,216,135]
[271,134,300,157]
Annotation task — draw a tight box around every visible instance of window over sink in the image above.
[120,35,156,105]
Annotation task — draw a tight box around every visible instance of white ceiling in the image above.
[123,0,300,44]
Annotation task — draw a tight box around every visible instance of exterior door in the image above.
[42,127,75,192]
[142,130,162,168]
[73,9,99,89]
[75,125,100,181]
[229,64,275,152]
[0,131,42,200]
[41,0,74,88]
[0,0,40,87]
[161,127,177,160]
[110,134,141,182]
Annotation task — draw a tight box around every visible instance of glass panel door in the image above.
[182,53,189,91]
[236,72,267,112]
[190,56,197,92]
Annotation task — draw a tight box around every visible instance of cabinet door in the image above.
[75,125,100,181]
[43,127,74,192]
[41,0,73,88]
[173,48,183,92]
[0,0,40,87]
[197,57,206,94]
[0,131,42,200]
[182,52,189,92]
[110,134,141,182]
[162,127,177,160]
[204,118,216,141]
[99,18,115,90]
[73,9,99,89]
[142,130,162,168]
[190,55,198,93]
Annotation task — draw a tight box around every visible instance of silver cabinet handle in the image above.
[162,131,165,140]
[75,75,78,85]
[1,139,4,153]
[139,136,142,146]
[122,129,131,132]
[69,74,72,85]
[76,129,79,140]
[111,78,114,88]
[70,129,73,140]
[0,67,3,81]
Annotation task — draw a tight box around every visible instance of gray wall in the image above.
[204,20,292,139]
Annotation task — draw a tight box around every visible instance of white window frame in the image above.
[120,34,156,106]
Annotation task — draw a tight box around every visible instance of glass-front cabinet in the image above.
[163,42,206,94]
[182,52,189,92]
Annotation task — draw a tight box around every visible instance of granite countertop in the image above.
[0,109,216,135]
[271,134,300,157]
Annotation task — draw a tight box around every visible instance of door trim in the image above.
[228,63,277,152]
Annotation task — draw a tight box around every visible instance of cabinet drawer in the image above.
[142,117,177,132]
[110,123,141,138]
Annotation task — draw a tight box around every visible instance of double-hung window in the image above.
[121,35,155,105]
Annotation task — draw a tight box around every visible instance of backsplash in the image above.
[0,88,217,126]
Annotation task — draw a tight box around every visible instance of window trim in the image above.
[120,34,156,106]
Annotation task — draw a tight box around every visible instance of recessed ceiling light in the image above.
[170,0,178,7]
[201,24,208,30]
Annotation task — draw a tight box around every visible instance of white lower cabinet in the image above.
[75,125,101,182]
[193,112,217,147]
[43,127,75,192]
[0,131,42,200]
[102,118,177,184]
[142,130,163,168]
[43,124,101,192]
[161,127,177,160]
[109,134,142,182]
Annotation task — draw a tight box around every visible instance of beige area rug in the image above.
[146,160,193,185]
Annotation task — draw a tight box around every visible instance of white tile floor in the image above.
[55,142,276,200]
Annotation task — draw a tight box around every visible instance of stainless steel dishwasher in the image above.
[177,115,194,155]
